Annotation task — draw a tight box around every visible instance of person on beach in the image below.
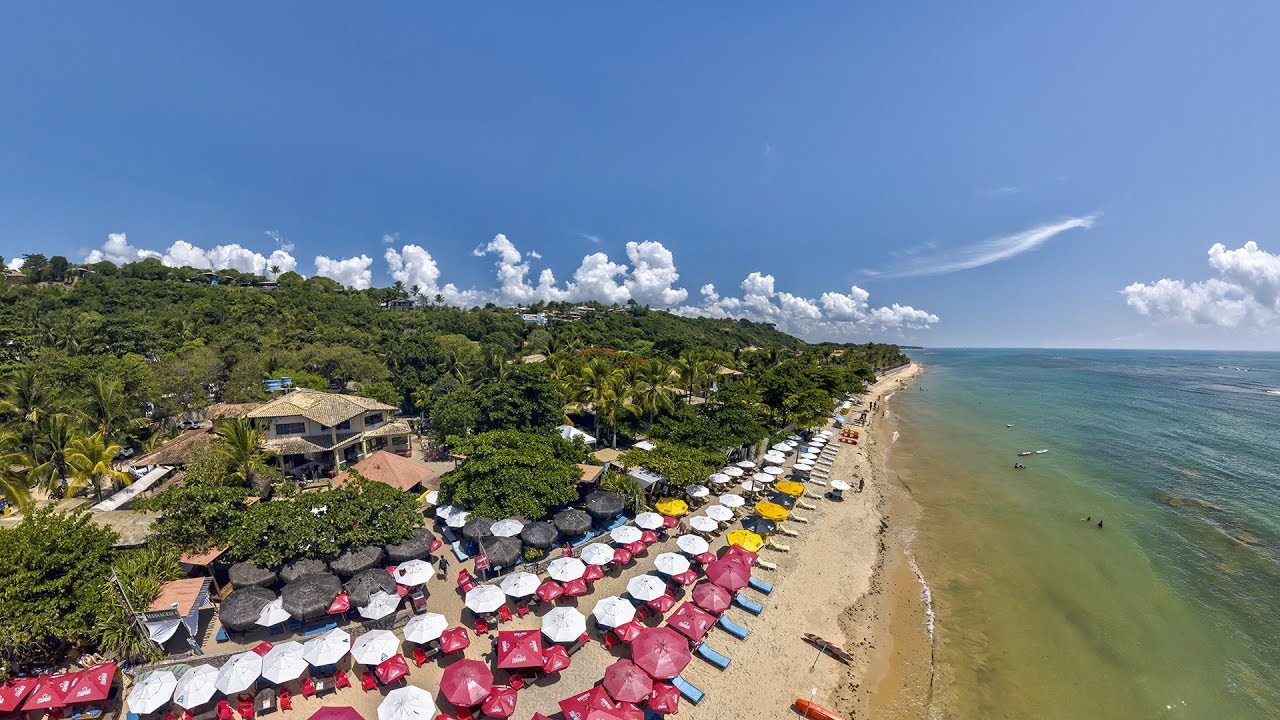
[1097,520,1104,529]
[438,555,449,578]
[858,478,865,492]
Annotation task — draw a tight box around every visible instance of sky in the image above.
[3,3,1280,349]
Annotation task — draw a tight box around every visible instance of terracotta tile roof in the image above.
[578,463,605,483]
[128,430,212,468]
[148,577,211,615]
[263,435,328,455]
[247,388,396,427]
[363,419,410,439]
[206,402,262,420]
[332,450,435,492]
[179,546,227,566]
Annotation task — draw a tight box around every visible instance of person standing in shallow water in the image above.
[1097,520,1103,528]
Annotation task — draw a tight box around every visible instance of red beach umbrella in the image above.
[0,677,40,712]
[439,659,493,707]
[479,686,518,718]
[562,577,589,597]
[252,641,274,656]
[307,708,364,720]
[586,685,622,711]
[629,628,691,680]
[603,660,653,704]
[612,548,633,565]
[671,569,699,586]
[625,540,647,556]
[639,530,659,546]
[65,663,117,704]
[661,516,678,529]
[613,620,644,643]
[495,630,544,669]
[438,626,471,654]
[430,538,444,553]
[558,690,592,720]
[23,673,75,711]
[536,580,564,603]
[541,645,571,674]
[693,551,716,566]
[374,655,409,685]
[646,594,675,613]
[586,706,642,720]
[327,592,351,614]
[723,545,758,567]
[692,583,732,614]
[646,682,680,715]
[666,602,715,642]
[583,564,605,582]
[705,559,751,593]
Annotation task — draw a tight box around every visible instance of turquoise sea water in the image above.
[891,349,1280,719]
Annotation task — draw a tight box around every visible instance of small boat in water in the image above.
[1017,451,1033,457]
[1006,424,1014,428]
[1034,449,1049,454]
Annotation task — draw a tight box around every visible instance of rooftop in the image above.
[247,388,397,427]
[332,450,438,492]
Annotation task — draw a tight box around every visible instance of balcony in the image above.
[298,430,361,449]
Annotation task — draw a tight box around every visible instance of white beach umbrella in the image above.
[626,574,668,602]
[653,552,690,576]
[830,480,852,491]
[547,557,587,581]
[676,534,709,555]
[763,466,784,476]
[786,434,802,441]
[424,490,440,506]
[752,472,776,484]
[395,558,434,586]
[734,460,756,469]
[705,505,734,522]
[635,512,665,530]
[541,607,588,643]
[786,440,799,449]
[794,462,814,472]
[610,525,643,544]
[172,665,219,709]
[491,518,525,537]
[592,596,636,628]
[378,686,437,720]
[463,584,506,614]
[445,509,470,528]
[499,572,540,598]
[685,484,709,498]
[359,590,401,620]
[763,452,787,464]
[303,628,351,667]
[689,516,719,533]
[403,612,449,644]
[128,670,177,714]
[801,453,820,462]
[707,473,731,485]
[819,430,833,437]
[261,641,308,684]
[434,503,459,519]
[718,494,745,508]
[771,443,791,452]
[579,543,614,566]
[256,597,290,627]
[740,480,768,493]
[214,652,262,695]
[351,629,400,665]
[721,466,744,477]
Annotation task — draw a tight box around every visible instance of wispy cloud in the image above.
[579,233,604,245]
[984,185,1021,196]
[868,214,1099,278]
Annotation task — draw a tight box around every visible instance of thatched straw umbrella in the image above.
[345,567,398,607]
[330,546,385,577]
[281,573,342,620]
[228,562,277,589]
[553,508,591,537]
[584,491,624,520]
[220,587,276,631]
[461,517,494,543]
[385,528,435,564]
[279,558,328,585]
[484,537,522,570]
[520,521,558,549]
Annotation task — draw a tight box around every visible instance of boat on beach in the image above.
[1017,451,1033,457]
[1034,449,1049,454]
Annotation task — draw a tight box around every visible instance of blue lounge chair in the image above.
[215,625,230,643]
[302,620,338,636]
[748,577,773,595]
[671,675,704,705]
[734,593,764,615]
[695,642,731,669]
[604,515,629,531]
[451,540,471,561]
[716,615,750,639]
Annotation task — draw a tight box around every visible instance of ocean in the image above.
[889,349,1280,719]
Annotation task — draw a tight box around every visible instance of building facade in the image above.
[246,389,411,477]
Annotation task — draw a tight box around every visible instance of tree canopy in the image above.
[440,430,588,520]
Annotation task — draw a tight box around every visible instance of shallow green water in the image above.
[890,349,1280,719]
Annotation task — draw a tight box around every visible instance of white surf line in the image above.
[905,550,937,692]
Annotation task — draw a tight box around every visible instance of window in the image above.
[365,413,383,427]
[275,422,306,435]
[336,420,351,431]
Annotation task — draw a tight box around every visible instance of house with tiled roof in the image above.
[247,389,411,476]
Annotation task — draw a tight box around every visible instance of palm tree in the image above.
[80,375,149,444]
[633,358,675,430]
[392,280,407,299]
[66,432,131,502]
[213,418,276,496]
[0,427,30,511]
[0,368,58,452]
[269,264,281,280]
[675,352,712,403]
[596,373,635,449]
[29,414,80,496]
[410,284,421,300]
[576,357,616,438]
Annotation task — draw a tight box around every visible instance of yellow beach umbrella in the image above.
[726,529,764,553]
[775,481,806,497]
[655,497,689,517]
[754,501,789,521]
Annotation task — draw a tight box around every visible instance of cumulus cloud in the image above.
[624,241,688,305]
[870,215,1099,278]
[384,244,484,305]
[83,233,297,276]
[473,234,571,304]
[7,257,25,271]
[1123,241,1280,328]
[314,255,373,289]
[85,233,162,265]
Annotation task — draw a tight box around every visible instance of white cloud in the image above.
[473,234,571,304]
[6,257,24,271]
[570,253,631,305]
[870,215,1099,278]
[85,233,161,265]
[623,241,688,305]
[314,255,373,289]
[384,244,484,305]
[83,233,297,276]
[1123,241,1280,328]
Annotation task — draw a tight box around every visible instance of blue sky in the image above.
[3,3,1280,349]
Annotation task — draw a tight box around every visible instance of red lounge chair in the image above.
[299,677,316,699]
[509,674,526,691]
[498,606,513,623]
[333,670,350,690]
[474,616,491,635]
[603,631,621,650]
[277,689,292,712]
[457,571,478,594]
[360,672,378,692]
[516,601,531,617]
[694,552,717,566]
[412,647,429,667]
[455,708,473,720]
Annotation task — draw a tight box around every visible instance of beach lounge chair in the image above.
[755,559,777,571]
[791,515,810,524]
[748,577,773,594]
[716,615,750,639]
[767,539,791,552]
[474,616,491,634]
[778,525,799,537]
[671,676,703,705]
[515,600,530,617]
[498,606,513,623]
[412,647,429,667]
[734,593,764,615]
[695,642,731,669]
[797,501,817,510]
[809,479,828,486]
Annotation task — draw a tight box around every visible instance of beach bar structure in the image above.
[246,389,412,475]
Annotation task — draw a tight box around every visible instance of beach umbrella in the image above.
[541,644,572,673]
[692,583,732,614]
[634,512,664,530]
[583,563,605,582]
[374,655,409,685]
[801,453,819,462]
[256,597,291,628]
[351,629,400,665]
[787,434,803,441]
[707,473,731,485]
[393,559,434,587]
[484,537,523,569]
[438,627,470,654]
[378,686,436,720]
[331,546,385,577]
[666,602,715,642]
[830,480,851,491]
[520,521,558,549]
[541,607,587,642]
[740,479,768,493]
[786,440,799,448]
[21,673,74,712]
[685,484,709,499]
[403,613,449,644]
[705,504,734,522]
[303,628,351,666]
[386,527,436,563]
[705,559,751,593]
[358,590,401,620]
[723,544,759,566]
[214,652,262,695]
[718,493,745,508]
[128,670,177,714]
[0,677,38,713]
[653,553,690,576]
[647,682,680,715]
[741,515,777,535]
[603,660,653,704]
[553,508,592,537]
[675,534,709,555]
[435,503,458,519]
[754,501,788,520]
[735,460,756,469]
[495,630,544,669]
[499,572,540,598]
[439,659,493,708]
[464,584,506,614]
[536,580,564,603]
[688,516,718,533]
[346,567,398,607]
[585,490,625,519]
[726,529,765,553]
[612,547,634,565]
[763,452,787,464]
[327,592,351,615]
[770,443,791,452]
[721,466,744,478]
[491,518,524,537]
[562,577,589,597]
[794,462,814,472]
[630,627,691,680]
[610,526,642,544]
[261,641,308,683]
[776,480,806,496]
[445,509,471,529]
[228,562,277,589]
[592,596,637,628]
[626,574,667,602]
[654,498,688,517]
[769,491,797,508]
[626,539,648,556]
[579,543,614,566]
[480,686,518,718]
[280,558,329,584]
[548,557,587,582]
[283,573,343,620]
[172,665,218,709]
[461,517,494,543]
[752,472,776,484]
[763,466,784,476]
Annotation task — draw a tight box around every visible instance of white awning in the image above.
[93,466,173,512]
[557,425,597,445]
